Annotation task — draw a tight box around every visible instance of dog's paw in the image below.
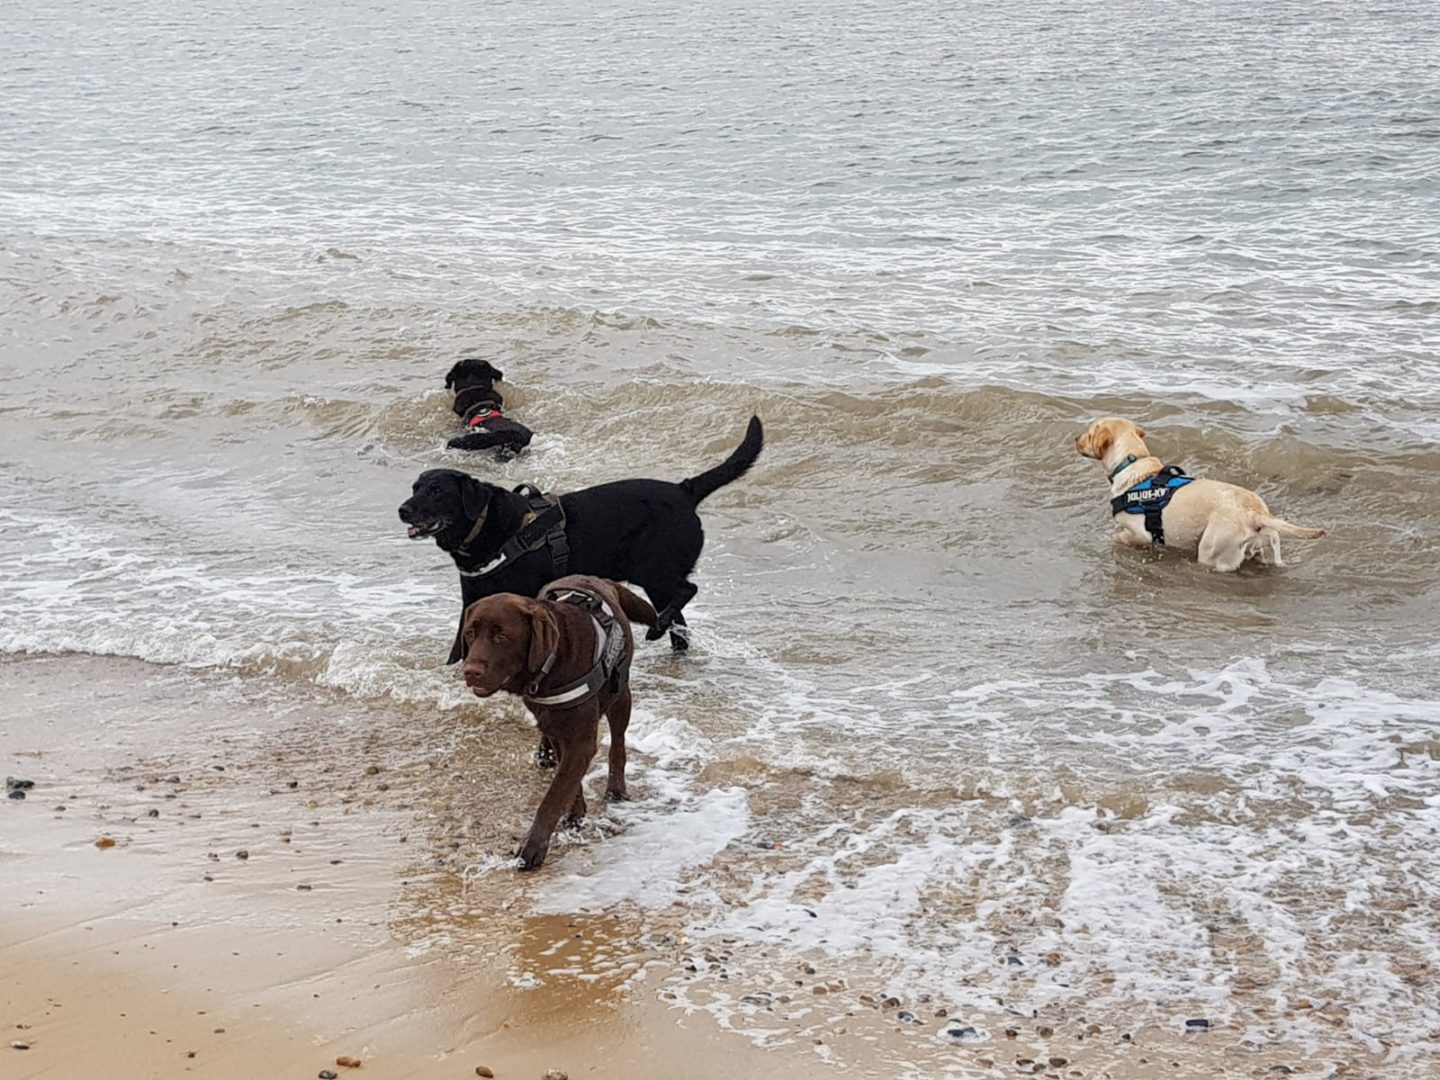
[644,624,668,642]
[534,744,557,769]
[605,786,629,803]
[561,811,587,830]
[669,630,690,653]
[517,836,550,871]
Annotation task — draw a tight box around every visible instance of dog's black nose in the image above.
[398,503,414,522]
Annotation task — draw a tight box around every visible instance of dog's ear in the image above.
[460,603,478,656]
[444,361,465,390]
[1133,424,1146,440]
[527,603,559,675]
[459,476,491,523]
[478,361,504,382]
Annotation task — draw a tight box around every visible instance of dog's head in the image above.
[397,468,495,546]
[1076,417,1147,463]
[459,594,558,698]
[445,358,504,391]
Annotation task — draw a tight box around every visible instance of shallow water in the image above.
[3,0,1439,1072]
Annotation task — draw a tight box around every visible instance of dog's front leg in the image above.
[517,726,597,871]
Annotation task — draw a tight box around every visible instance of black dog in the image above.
[443,358,533,458]
[399,416,764,663]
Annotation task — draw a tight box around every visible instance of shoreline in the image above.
[1,652,1409,1079]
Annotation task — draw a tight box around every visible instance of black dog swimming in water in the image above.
[444,358,533,458]
[399,416,764,663]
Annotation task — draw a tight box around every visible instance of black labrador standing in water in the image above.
[443,358,533,458]
[399,416,764,663]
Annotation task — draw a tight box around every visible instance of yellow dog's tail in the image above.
[1257,515,1326,540]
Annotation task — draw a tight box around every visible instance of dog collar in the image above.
[1107,454,1139,482]
[457,508,488,551]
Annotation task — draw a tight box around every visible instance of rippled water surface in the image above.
[3,0,1439,1073]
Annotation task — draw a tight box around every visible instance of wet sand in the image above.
[1,655,1397,1079]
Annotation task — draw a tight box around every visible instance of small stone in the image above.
[5,777,35,790]
[802,963,817,974]
[364,765,380,776]
[336,1056,361,1067]
[235,850,249,860]
[1086,1023,1102,1035]
[319,1071,338,1079]
[1185,1018,1211,1030]
[146,808,160,817]
[166,775,181,783]
[739,994,771,1006]
[1050,1058,1069,1068]
[297,884,313,891]
[947,1026,980,1041]
[475,1069,494,1079]
[934,1007,948,1018]
[1038,1025,1054,1037]
[6,790,24,801]
[95,836,116,849]
[1005,1027,1019,1039]
[287,780,299,789]
[12,1041,31,1050]
[897,1010,920,1024]
[812,985,827,995]
[542,1072,567,1080]
[881,996,900,1009]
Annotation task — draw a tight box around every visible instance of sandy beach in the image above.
[4,654,1399,1080]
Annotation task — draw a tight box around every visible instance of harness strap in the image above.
[456,487,568,579]
[523,590,628,708]
[466,407,505,428]
[1109,465,1193,546]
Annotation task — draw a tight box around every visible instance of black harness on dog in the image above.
[1109,461,1195,546]
[524,587,630,708]
[456,484,571,579]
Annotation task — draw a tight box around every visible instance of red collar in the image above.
[467,408,503,427]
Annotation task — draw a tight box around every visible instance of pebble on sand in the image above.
[12,1041,31,1050]
[336,1056,362,1068]
[95,836,116,849]
[475,1069,494,1078]
[6,790,24,801]
[319,1071,338,1079]
[542,1071,568,1080]
[1185,1018,1211,1030]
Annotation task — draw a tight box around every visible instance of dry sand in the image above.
[1,655,1384,1079]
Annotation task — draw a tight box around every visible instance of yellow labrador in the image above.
[1076,418,1325,572]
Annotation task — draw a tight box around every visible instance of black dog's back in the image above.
[410,416,765,662]
[560,479,707,587]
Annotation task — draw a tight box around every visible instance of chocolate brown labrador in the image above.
[459,575,657,870]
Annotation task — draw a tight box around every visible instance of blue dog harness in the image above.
[1109,459,1195,546]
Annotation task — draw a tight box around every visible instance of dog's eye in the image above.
[491,627,505,641]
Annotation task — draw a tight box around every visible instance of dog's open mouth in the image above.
[405,520,444,540]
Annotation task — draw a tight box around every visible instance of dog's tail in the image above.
[680,416,764,505]
[1256,514,1326,540]
[612,583,659,628]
